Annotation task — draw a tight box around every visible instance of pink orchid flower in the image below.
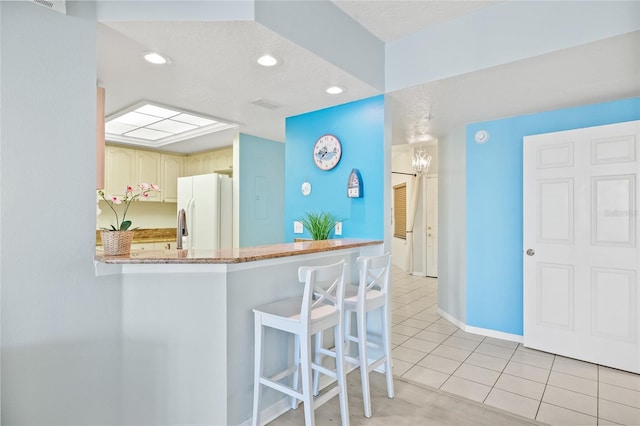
[110,195,122,204]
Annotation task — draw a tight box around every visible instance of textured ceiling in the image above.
[97,2,640,154]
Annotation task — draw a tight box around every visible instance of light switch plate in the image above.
[294,221,303,234]
[335,222,342,235]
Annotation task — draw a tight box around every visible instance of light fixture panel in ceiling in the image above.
[105,101,237,148]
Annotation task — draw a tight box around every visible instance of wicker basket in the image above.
[101,230,134,255]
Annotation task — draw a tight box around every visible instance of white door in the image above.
[523,120,640,373]
[426,176,438,277]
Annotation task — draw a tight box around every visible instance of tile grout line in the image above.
[480,343,518,406]
[533,351,556,421]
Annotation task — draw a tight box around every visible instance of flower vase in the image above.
[101,230,134,255]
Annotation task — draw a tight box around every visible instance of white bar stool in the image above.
[314,253,394,418]
[252,260,350,426]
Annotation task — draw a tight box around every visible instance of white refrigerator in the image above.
[177,173,233,250]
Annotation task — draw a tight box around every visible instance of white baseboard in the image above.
[437,307,523,343]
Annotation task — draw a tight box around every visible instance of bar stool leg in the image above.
[334,322,350,425]
[252,316,264,426]
[357,308,372,418]
[300,335,315,426]
[382,307,395,399]
[312,331,322,396]
[292,335,301,409]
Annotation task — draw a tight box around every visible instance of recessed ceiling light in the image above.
[257,54,278,67]
[143,52,173,65]
[326,86,345,95]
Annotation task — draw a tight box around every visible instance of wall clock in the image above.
[313,134,342,170]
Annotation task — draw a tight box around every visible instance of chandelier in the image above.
[411,147,432,175]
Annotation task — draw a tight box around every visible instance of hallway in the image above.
[390,267,640,425]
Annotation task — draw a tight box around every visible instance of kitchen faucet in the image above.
[177,208,188,250]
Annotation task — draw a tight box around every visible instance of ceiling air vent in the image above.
[32,0,66,14]
[251,98,279,110]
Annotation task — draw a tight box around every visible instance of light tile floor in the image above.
[390,267,640,426]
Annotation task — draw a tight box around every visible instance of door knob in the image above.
[526,248,535,256]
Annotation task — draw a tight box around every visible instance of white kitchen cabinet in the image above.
[161,154,183,202]
[104,145,135,197]
[136,150,161,202]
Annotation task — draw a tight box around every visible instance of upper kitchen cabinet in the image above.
[161,154,184,202]
[213,148,233,175]
[104,144,185,202]
[105,145,135,197]
[184,147,232,176]
[185,151,215,176]
[136,150,161,202]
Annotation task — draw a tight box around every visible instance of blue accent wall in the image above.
[284,95,385,242]
[466,97,640,336]
[239,133,285,247]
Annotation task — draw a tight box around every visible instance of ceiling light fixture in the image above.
[143,52,173,65]
[411,147,432,175]
[257,54,278,67]
[326,86,345,95]
[105,101,236,147]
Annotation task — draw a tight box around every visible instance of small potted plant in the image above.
[298,211,341,240]
[97,183,160,255]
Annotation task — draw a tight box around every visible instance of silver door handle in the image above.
[526,249,535,256]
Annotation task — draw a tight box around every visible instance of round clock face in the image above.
[313,134,342,170]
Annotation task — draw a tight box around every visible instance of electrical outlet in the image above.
[294,221,303,234]
[335,221,342,236]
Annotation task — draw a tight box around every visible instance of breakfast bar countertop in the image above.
[94,238,383,264]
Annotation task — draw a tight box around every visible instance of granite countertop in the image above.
[95,238,383,264]
[96,228,176,245]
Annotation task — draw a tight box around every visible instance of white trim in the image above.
[464,325,523,343]
[437,307,524,343]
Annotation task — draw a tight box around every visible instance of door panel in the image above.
[538,178,574,243]
[592,175,635,246]
[524,120,640,373]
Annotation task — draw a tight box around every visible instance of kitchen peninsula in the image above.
[95,238,383,426]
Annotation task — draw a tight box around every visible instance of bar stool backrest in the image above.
[356,254,391,311]
[298,260,346,331]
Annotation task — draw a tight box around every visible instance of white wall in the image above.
[1,3,121,423]
[436,127,466,323]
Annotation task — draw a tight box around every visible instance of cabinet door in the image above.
[105,145,135,197]
[185,155,202,176]
[161,154,184,202]
[154,241,174,250]
[213,147,233,173]
[136,150,161,202]
[200,152,216,174]
[185,151,215,176]
[131,242,156,251]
